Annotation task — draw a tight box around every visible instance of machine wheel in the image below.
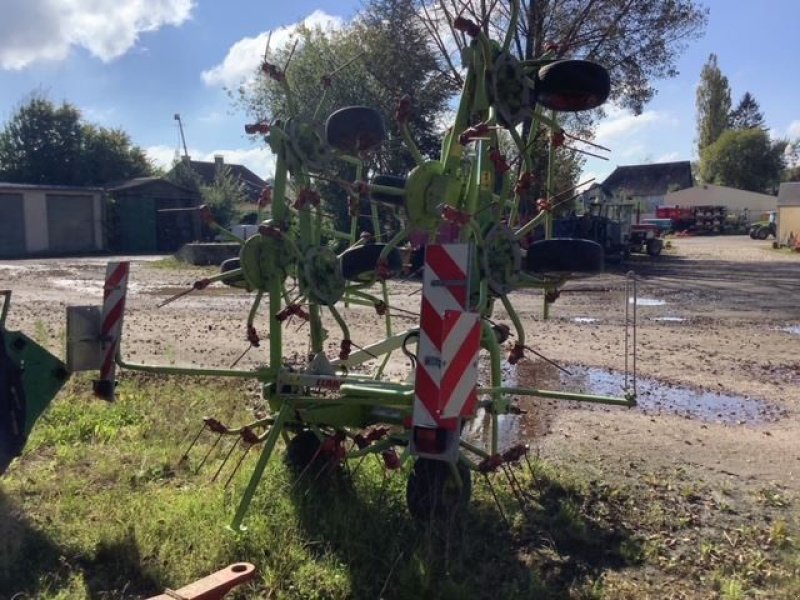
[756,227,769,240]
[406,458,472,519]
[646,239,663,257]
[339,244,403,282]
[325,106,386,154]
[535,59,611,112]
[370,174,406,206]
[524,238,604,275]
[220,257,247,288]
[285,430,325,474]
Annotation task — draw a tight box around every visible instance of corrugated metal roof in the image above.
[602,161,694,197]
[778,182,800,206]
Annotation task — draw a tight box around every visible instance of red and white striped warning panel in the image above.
[93,261,130,401]
[413,244,480,430]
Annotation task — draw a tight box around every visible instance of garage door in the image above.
[0,194,26,257]
[46,194,95,254]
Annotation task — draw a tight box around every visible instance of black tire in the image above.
[646,239,663,257]
[339,243,403,282]
[524,238,604,275]
[370,174,406,207]
[406,458,472,519]
[325,106,386,154]
[756,227,769,240]
[220,257,246,288]
[535,60,610,112]
[285,430,324,474]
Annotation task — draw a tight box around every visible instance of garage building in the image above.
[0,183,105,258]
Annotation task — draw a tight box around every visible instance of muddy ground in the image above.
[1,236,799,499]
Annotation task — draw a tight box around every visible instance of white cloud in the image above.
[0,0,194,70]
[594,106,671,146]
[146,145,276,180]
[201,10,345,89]
[785,120,800,139]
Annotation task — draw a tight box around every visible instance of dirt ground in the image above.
[2,236,799,499]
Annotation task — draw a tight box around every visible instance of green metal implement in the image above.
[0,291,71,474]
[1,0,633,526]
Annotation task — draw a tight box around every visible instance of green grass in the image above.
[1,374,798,599]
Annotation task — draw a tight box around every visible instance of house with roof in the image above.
[169,155,266,202]
[586,161,694,217]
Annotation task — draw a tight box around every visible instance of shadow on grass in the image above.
[0,490,163,599]
[288,459,642,600]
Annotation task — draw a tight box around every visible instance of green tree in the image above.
[0,96,83,184]
[729,91,765,130]
[200,165,247,228]
[699,128,785,193]
[237,0,458,235]
[0,94,153,185]
[696,53,732,155]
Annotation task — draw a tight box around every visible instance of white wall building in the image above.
[0,183,106,258]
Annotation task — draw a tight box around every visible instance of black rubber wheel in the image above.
[756,227,769,240]
[646,239,663,257]
[220,257,247,288]
[535,60,610,112]
[524,238,604,274]
[406,458,472,519]
[339,243,403,282]
[285,430,325,474]
[370,174,406,207]
[325,106,386,154]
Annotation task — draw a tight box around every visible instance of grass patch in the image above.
[147,257,217,272]
[1,374,798,598]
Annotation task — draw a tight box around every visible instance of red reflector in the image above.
[413,426,447,454]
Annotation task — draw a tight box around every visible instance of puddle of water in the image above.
[572,317,598,324]
[781,325,800,335]
[469,359,785,451]
[629,297,666,306]
[651,316,686,322]
[559,367,784,425]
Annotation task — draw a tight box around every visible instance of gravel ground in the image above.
[2,235,799,495]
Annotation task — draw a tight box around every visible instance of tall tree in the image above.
[237,0,459,234]
[699,128,785,194]
[0,96,83,185]
[696,53,732,155]
[729,91,765,130]
[0,94,153,186]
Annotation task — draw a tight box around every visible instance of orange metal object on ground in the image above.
[147,563,257,600]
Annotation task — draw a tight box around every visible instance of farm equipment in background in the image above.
[1,0,639,528]
[749,211,777,240]
[656,205,695,232]
[554,202,662,259]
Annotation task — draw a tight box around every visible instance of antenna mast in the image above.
[174,113,190,160]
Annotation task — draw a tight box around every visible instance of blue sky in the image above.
[1,0,798,185]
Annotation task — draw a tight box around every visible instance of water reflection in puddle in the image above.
[650,316,686,322]
[630,297,666,306]
[469,360,784,450]
[572,317,599,324]
[781,325,800,335]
